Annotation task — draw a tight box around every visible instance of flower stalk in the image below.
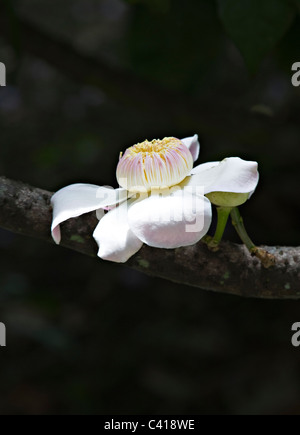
[208,206,232,251]
[230,207,275,268]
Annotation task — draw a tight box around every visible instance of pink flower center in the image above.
[116,137,193,193]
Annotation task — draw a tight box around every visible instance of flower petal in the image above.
[184,157,259,194]
[52,225,61,245]
[181,134,200,162]
[96,208,105,220]
[127,188,212,249]
[190,161,219,175]
[51,183,128,244]
[93,200,143,263]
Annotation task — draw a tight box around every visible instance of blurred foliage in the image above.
[277,15,300,72]
[294,0,300,11]
[124,0,171,14]
[126,0,300,81]
[2,0,21,59]
[217,0,296,73]
[128,0,222,91]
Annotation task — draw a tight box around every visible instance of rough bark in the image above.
[0,176,299,299]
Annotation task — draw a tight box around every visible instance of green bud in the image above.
[206,191,249,207]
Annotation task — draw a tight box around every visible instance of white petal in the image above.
[51,184,128,244]
[184,157,259,194]
[96,208,105,220]
[52,225,61,245]
[181,134,200,162]
[93,200,143,263]
[190,161,219,175]
[127,188,212,249]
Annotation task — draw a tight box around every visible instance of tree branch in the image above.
[0,176,299,299]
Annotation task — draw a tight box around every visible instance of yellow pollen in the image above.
[128,137,180,157]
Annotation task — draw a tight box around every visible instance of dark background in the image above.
[0,0,300,415]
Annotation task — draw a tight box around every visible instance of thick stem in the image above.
[230,207,256,251]
[230,207,275,268]
[208,206,232,250]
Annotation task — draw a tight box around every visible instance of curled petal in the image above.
[181,134,200,162]
[186,157,259,194]
[52,225,61,245]
[93,200,143,263]
[51,184,128,244]
[127,188,212,249]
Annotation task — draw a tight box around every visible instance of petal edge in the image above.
[128,190,212,249]
[181,135,200,162]
[93,200,143,263]
[51,183,127,243]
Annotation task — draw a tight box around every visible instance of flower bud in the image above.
[205,191,249,207]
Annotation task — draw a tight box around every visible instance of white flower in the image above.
[51,135,259,263]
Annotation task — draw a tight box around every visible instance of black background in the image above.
[0,0,299,415]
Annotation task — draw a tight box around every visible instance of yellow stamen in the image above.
[116,137,193,193]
